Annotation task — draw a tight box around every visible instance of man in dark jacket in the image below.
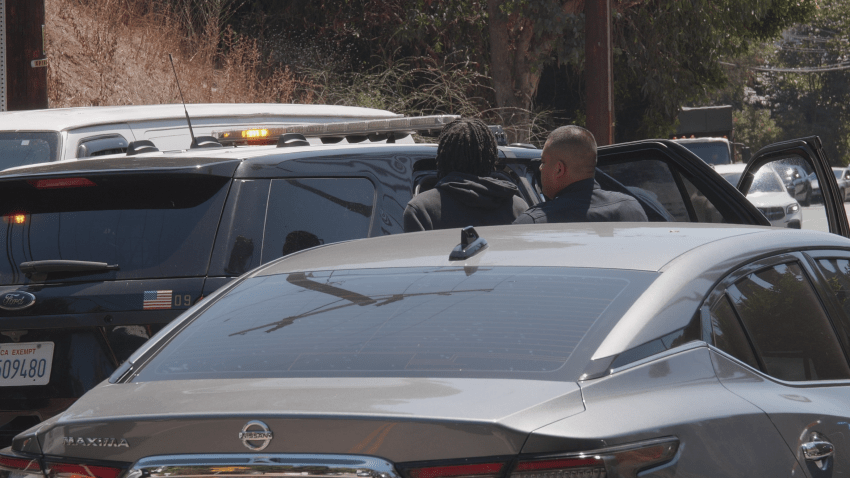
[513,126,648,224]
[404,118,529,232]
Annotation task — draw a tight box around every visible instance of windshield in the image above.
[0,174,231,284]
[0,132,61,170]
[134,266,657,381]
[680,142,731,165]
[835,170,844,180]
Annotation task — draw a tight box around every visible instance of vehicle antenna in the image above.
[168,53,198,147]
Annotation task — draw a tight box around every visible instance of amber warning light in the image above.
[2,214,28,225]
[242,129,270,139]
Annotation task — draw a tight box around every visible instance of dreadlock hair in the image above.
[435,118,498,179]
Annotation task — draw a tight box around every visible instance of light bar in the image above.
[213,115,460,146]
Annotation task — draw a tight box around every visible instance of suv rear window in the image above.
[0,174,231,284]
[134,266,656,381]
[0,132,61,169]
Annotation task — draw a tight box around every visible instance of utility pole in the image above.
[2,0,47,111]
[585,0,613,145]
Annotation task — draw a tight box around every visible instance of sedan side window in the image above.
[812,257,850,344]
[726,262,850,381]
[708,295,760,369]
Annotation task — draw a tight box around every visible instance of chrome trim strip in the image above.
[126,454,400,478]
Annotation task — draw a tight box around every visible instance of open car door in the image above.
[740,136,850,237]
[592,140,769,226]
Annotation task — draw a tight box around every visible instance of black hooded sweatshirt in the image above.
[403,172,529,232]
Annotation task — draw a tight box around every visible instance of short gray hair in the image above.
[545,125,597,174]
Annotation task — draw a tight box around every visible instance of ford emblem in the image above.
[0,291,36,311]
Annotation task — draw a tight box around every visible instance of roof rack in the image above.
[213,115,460,146]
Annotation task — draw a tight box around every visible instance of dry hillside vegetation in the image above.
[46,0,311,107]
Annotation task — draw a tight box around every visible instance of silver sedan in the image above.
[2,223,849,478]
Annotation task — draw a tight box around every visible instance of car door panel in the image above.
[742,137,849,237]
[596,140,769,226]
[704,252,850,477]
[711,351,849,478]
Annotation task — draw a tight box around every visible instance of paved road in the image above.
[799,202,850,232]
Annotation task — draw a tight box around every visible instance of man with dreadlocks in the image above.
[403,118,529,232]
[513,125,647,224]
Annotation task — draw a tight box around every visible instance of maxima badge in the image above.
[239,420,273,451]
[0,291,36,311]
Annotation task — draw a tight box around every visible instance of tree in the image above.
[611,0,815,141]
[232,0,815,142]
[750,0,850,164]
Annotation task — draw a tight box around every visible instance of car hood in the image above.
[32,377,584,462]
[745,191,794,207]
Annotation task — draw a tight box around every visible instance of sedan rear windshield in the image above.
[0,173,231,284]
[135,266,657,381]
[0,132,61,169]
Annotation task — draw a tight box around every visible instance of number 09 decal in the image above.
[173,294,193,307]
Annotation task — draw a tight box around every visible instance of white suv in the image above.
[0,103,403,170]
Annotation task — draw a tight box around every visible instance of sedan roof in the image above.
[262,222,848,274]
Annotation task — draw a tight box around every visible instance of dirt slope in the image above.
[45,0,307,107]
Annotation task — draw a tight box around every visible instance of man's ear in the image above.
[554,160,567,179]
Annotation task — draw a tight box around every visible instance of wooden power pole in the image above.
[2,0,48,111]
[585,0,613,145]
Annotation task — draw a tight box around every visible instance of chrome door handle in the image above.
[802,437,834,471]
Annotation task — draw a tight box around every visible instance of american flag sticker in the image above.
[143,290,173,310]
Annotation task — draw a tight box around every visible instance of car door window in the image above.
[811,256,850,348]
[742,137,849,237]
[708,295,760,369]
[262,178,376,263]
[596,159,690,221]
[726,262,850,381]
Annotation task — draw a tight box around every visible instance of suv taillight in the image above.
[0,452,42,478]
[400,438,677,478]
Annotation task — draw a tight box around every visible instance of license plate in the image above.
[0,342,54,386]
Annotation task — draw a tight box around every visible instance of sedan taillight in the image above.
[512,457,604,478]
[44,462,124,478]
[0,452,42,478]
[400,438,677,478]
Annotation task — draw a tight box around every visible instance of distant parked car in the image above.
[716,163,801,228]
[808,167,849,204]
[775,163,813,206]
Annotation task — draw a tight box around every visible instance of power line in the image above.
[719,61,850,72]
[752,64,850,72]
